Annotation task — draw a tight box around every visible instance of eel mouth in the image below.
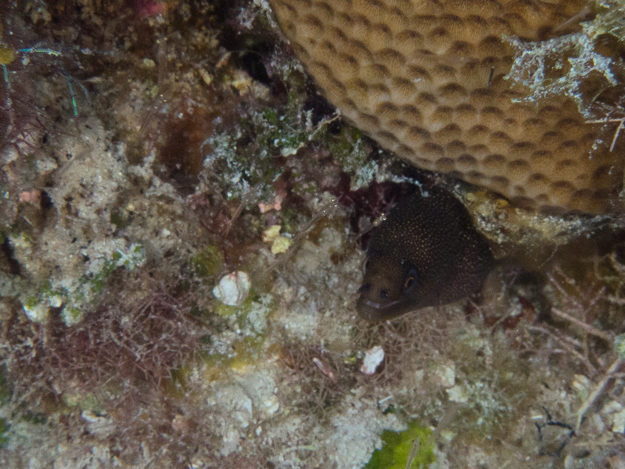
[359,299,401,310]
[356,297,403,321]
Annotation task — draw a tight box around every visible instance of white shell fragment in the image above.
[360,345,385,375]
[447,385,469,404]
[435,362,456,388]
[213,271,251,306]
[613,409,625,433]
[23,303,49,323]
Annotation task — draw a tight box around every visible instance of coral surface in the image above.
[269,0,625,213]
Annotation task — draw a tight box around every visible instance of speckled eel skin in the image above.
[356,187,493,320]
[268,0,625,213]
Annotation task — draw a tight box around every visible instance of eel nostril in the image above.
[358,283,371,294]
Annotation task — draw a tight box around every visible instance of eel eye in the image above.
[403,269,417,293]
[379,289,389,299]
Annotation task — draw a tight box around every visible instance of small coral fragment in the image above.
[271,236,292,254]
[259,189,286,212]
[18,190,40,206]
[263,225,293,254]
[262,225,281,243]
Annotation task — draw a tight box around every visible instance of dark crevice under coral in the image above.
[0,237,21,277]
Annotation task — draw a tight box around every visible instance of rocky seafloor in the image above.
[0,0,625,468]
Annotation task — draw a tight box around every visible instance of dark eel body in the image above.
[357,187,493,321]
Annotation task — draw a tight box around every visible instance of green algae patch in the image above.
[0,45,15,65]
[165,367,190,399]
[212,287,260,318]
[213,289,272,331]
[63,392,103,414]
[0,418,8,448]
[110,210,129,230]
[366,420,435,469]
[327,126,376,190]
[615,333,625,359]
[192,245,224,278]
[0,366,11,414]
[229,335,266,369]
[201,335,267,380]
[445,326,537,442]
[201,292,275,378]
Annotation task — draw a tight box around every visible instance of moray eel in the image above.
[269,0,625,213]
[357,187,493,321]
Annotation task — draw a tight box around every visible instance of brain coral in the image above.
[269,0,625,213]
